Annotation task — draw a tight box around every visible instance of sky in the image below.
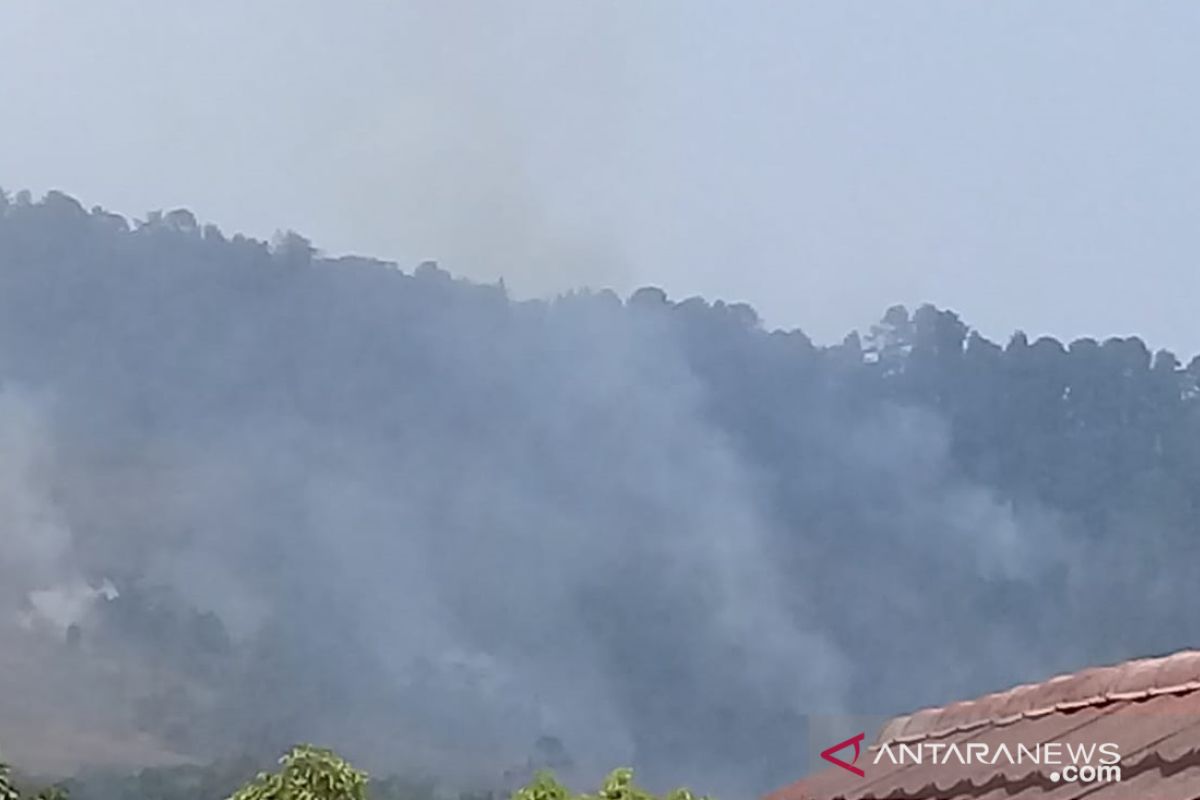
[3,1,1200,353]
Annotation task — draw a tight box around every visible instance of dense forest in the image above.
[2,189,1199,798]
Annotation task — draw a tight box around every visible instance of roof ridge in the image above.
[836,746,1200,800]
[871,649,1200,747]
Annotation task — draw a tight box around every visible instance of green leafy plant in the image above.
[30,788,69,800]
[223,749,709,800]
[0,764,19,800]
[7,748,711,800]
[510,771,569,800]
[227,746,368,800]
[514,767,708,800]
[0,763,67,800]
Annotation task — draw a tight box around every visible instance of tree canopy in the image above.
[3,189,1200,796]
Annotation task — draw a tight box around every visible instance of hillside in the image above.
[2,189,1200,796]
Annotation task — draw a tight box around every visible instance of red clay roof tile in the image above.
[767,649,1200,800]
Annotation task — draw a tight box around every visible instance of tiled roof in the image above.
[767,650,1200,800]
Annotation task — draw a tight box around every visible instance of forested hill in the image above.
[1,189,1198,797]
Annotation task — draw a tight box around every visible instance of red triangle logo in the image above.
[821,732,866,777]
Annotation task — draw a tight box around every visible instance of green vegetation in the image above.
[10,189,1200,792]
[56,759,260,800]
[1,750,709,800]
[512,768,705,800]
[0,763,67,800]
[0,764,15,800]
[229,747,366,800]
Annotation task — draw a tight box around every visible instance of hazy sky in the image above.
[3,1,1200,352]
